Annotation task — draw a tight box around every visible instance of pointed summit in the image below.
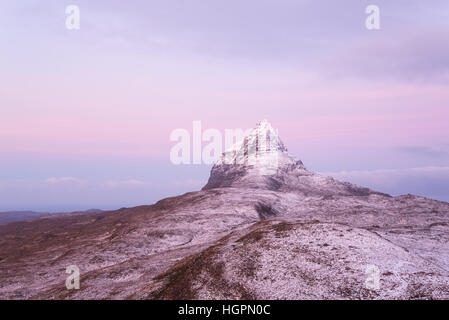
[253,119,278,138]
[248,119,288,153]
[216,120,288,167]
[203,120,306,190]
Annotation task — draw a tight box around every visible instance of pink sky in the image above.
[1,1,448,210]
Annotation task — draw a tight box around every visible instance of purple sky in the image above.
[1,1,449,211]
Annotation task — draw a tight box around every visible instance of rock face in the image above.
[0,120,448,300]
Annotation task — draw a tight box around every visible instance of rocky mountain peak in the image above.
[215,120,288,167]
[203,120,301,190]
[247,119,288,153]
[203,120,388,198]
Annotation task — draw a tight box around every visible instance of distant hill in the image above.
[0,211,49,225]
[0,209,103,225]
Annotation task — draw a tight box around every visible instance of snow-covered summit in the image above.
[216,119,287,166]
[248,119,287,152]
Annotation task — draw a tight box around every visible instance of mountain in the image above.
[0,121,448,299]
[204,120,388,197]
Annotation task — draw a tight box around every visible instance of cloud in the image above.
[327,29,449,83]
[321,166,449,201]
[395,146,446,158]
[45,177,86,186]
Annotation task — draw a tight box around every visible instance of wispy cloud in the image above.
[395,146,446,158]
[45,177,86,186]
[327,29,449,83]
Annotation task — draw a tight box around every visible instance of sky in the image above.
[1,0,449,211]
